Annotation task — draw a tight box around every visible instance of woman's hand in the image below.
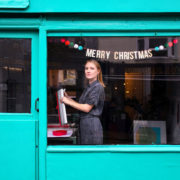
[64,91,69,98]
[60,96,71,105]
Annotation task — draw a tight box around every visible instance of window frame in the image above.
[45,30,180,151]
[0,31,39,117]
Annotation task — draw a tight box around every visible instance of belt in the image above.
[80,114,100,119]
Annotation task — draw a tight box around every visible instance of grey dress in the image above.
[79,80,105,145]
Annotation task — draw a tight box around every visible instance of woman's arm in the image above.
[61,96,94,113]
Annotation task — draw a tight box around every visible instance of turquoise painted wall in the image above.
[1,15,180,180]
[1,0,180,13]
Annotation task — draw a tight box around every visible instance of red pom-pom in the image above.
[173,39,178,44]
[61,38,66,43]
[65,41,70,46]
[48,38,53,43]
[168,42,173,47]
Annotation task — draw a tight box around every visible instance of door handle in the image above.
[35,98,39,112]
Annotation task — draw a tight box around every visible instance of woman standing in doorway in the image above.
[61,59,105,144]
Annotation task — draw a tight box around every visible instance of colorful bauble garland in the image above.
[60,38,84,51]
[154,39,178,51]
[48,38,178,51]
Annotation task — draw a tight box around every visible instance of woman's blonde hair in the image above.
[85,59,105,87]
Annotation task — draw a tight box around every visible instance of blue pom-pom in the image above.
[155,47,159,51]
[78,46,83,50]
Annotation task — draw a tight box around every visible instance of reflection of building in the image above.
[49,69,76,87]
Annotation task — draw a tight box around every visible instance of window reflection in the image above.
[47,37,180,145]
[0,39,31,113]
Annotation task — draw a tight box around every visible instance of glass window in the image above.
[47,36,180,145]
[0,38,31,113]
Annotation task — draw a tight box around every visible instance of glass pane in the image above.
[47,36,180,145]
[0,38,31,113]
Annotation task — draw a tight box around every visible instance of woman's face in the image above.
[85,62,99,82]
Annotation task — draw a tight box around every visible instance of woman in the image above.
[61,59,105,144]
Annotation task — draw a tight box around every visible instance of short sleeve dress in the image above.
[79,80,105,145]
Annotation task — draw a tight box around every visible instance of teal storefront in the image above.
[1,0,180,180]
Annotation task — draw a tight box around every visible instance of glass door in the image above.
[0,31,39,180]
